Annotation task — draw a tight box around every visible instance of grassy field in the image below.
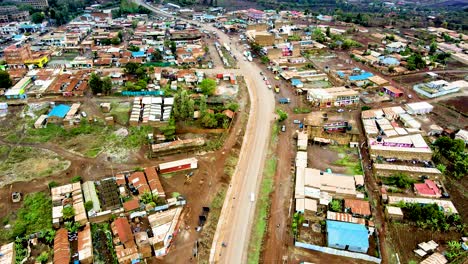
[110,102,131,125]
[330,145,363,175]
[247,123,278,264]
[0,146,70,187]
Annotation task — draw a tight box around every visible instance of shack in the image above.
[158,157,198,174]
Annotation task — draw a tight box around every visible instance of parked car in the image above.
[293,119,301,124]
[81,111,87,118]
[259,71,263,75]
[281,125,286,132]
[337,109,345,113]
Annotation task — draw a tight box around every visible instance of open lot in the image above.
[386,223,461,264]
[308,145,362,175]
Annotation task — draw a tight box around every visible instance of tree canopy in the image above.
[0,70,12,89]
[199,79,217,95]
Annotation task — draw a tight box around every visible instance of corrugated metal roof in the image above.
[326,220,369,249]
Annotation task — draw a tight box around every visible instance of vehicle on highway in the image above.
[267,85,272,89]
[281,125,286,132]
[274,85,280,93]
[278,98,290,104]
[250,192,255,202]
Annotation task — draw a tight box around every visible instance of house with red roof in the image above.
[345,199,371,217]
[128,171,151,197]
[111,217,136,249]
[414,180,442,198]
[53,228,70,264]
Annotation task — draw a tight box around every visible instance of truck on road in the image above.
[278,98,290,104]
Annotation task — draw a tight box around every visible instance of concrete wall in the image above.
[295,242,381,263]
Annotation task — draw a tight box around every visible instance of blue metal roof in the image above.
[337,71,345,78]
[379,56,399,66]
[48,104,71,118]
[132,51,146,58]
[291,79,303,86]
[349,72,373,81]
[326,220,369,249]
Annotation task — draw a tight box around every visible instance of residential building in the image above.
[387,196,458,214]
[78,224,93,264]
[455,129,468,144]
[246,8,265,20]
[10,0,49,9]
[326,220,369,253]
[420,253,447,264]
[148,207,183,257]
[0,242,15,264]
[307,87,359,108]
[405,102,433,115]
[316,14,333,22]
[382,86,403,97]
[128,171,151,197]
[145,166,166,198]
[112,217,136,249]
[413,80,468,98]
[245,30,276,46]
[47,104,71,124]
[414,180,442,198]
[4,76,31,99]
[385,206,403,220]
[4,44,33,66]
[327,211,366,225]
[344,199,371,217]
[53,229,70,264]
[0,6,29,23]
[386,41,407,53]
[51,183,87,227]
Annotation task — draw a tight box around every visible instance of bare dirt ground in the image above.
[437,96,468,116]
[430,103,468,130]
[289,246,375,264]
[386,223,462,264]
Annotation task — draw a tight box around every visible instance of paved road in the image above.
[132,2,276,263]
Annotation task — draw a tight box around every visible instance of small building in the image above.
[123,199,140,212]
[53,228,70,264]
[382,86,403,97]
[386,41,407,53]
[297,131,308,151]
[100,103,111,113]
[47,104,71,124]
[0,242,15,264]
[111,217,136,249]
[344,199,371,217]
[158,157,198,174]
[326,220,369,253]
[34,114,48,129]
[455,129,468,145]
[4,76,31,99]
[385,206,403,220]
[405,102,433,115]
[145,166,166,198]
[128,171,151,197]
[420,252,447,264]
[368,75,389,87]
[78,223,93,264]
[414,180,442,198]
[307,87,360,108]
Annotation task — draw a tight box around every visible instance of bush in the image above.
[48,181,59,189]
[12,192,52,238]
[276,109,288,122]
[84,201,94,211]
[71,176,82,183]
[62,206,75,220]
[329,199,342,212]
[36,251,49,263]
[361,105,371,111]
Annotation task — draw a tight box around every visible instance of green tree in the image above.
[199,95,207,116]
[326,27,331,37]
[226,102,239,112]
[0,70,12,89]
[124,62,140,74]
[436,164,446,174]
[260,56,270,64]
[152,50,163,62]
[131,20,138,29]
[128,45,140,52]
[201,113,218,128]
[170,41,177,55]
[406,53,426,70]
[88,73,103,94]
[429,41,438,55]
[111,36,121,45]
[31,12,45,24]
[102,76,112,95]
[159,117,176,139]
[135,67,146,79]
[62,206,75,220]
[312,28,326,43]
[329,199,342,212]
[199,78,217,95]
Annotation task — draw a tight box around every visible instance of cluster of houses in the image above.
[0,158,198,264]
[294,130,374,255]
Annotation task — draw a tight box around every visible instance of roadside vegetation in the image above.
[247,123,279,264]
[432,136,467,179]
